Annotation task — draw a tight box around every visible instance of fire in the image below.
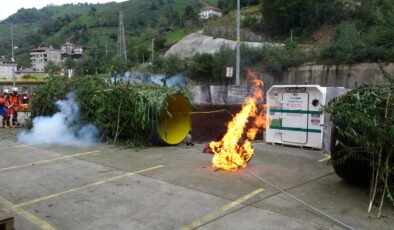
[209,69,268,171]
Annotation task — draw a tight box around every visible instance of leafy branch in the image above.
[325,83,393,217]
[29,75,189,147]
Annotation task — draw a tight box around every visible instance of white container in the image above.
[265,85,348,152]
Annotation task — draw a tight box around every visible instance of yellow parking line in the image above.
[318,154,331,163]
[181,188,264,230]
[0,194,57,230]
[0,150,100,172]
[15,165,164,208]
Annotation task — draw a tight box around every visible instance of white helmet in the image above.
[3,89,9,94]
[12,87,18,92]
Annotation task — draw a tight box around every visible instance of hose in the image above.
[191,109,234,117]
[233,161,354,230]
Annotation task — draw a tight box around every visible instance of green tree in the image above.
[154,35,167,51]
[261,0,346,35]
[261,0,309,35]
[107,56,127,76]
[26,30,43,47]
[182,4,199,28]
[45,61,61,77]
[64,57,75,69]
[188,53,216,83]
[308,0,346,28]
[321,21,364,63]
[215,45,235,83]
[218,0,261,14]
[368,0,394,56]
[150,0,158,10]
[162,5,180,26]
[356,0,380,25]
[162,55,186,76]
[76,57,97,76]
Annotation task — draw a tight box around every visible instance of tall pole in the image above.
[235,0,240,86]
[105,37,108,58]
[151,38,154,63]
[117,11,127,65]
[11,23,16,87]
[11,23,14,61]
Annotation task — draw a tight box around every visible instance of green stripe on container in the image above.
[270,109,322,115]
[270,126,322,133]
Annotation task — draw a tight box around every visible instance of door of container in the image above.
[281,92,309,144]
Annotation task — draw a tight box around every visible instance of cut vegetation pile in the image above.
[30,76,189,146]
[326,79,393,216]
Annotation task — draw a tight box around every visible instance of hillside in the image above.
[165,31,282,59]
[0,0,219,68]
[1,0,393,77]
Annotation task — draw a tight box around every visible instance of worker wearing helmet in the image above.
[8,87,21,127]
[1,89,10,128]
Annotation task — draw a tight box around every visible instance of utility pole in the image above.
[117,11,127,65]
[10,23,16,87]
[11,23,14,62]
[235,0,240,86]
[105,37,108,58]
[151,38,154,64]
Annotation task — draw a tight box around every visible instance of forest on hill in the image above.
[0,0,392,81]
[0,0,222,68]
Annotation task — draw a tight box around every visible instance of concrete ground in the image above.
[0,128,392,230]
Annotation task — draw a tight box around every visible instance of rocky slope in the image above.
[165,31,282,59]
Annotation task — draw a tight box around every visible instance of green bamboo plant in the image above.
[326,83,393,217]
[29,75,189,146]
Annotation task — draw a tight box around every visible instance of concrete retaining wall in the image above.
[191,85,253,105]
[259,63,393,89]
[190,63,393,105]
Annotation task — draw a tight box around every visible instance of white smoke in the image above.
[18,92,99,147]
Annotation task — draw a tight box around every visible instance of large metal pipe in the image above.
[156,94,191,145]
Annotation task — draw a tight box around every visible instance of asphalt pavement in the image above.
[0,128,392,230]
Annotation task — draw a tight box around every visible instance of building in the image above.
[30,46,62,72]
[343,0,362,10]
[0,56,17,79]
[199,6,222,20]
[61,42,83,59]
[16,68,35,77]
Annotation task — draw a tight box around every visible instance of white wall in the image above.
[0,64,17,78]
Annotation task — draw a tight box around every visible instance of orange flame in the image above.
[209,69,268,171]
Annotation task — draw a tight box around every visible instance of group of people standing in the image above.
[0,87,30,128]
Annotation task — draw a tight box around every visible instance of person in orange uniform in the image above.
[22,91,31,104]
[1,89,10,128]
[8,87,21,127]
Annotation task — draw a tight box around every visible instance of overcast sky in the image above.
[0,0,127,21]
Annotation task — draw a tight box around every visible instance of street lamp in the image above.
[235,0,240,86]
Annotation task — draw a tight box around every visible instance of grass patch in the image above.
[165,29,187,46]
[205,0,219,7]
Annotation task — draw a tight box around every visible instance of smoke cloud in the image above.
[18,92,99,147]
